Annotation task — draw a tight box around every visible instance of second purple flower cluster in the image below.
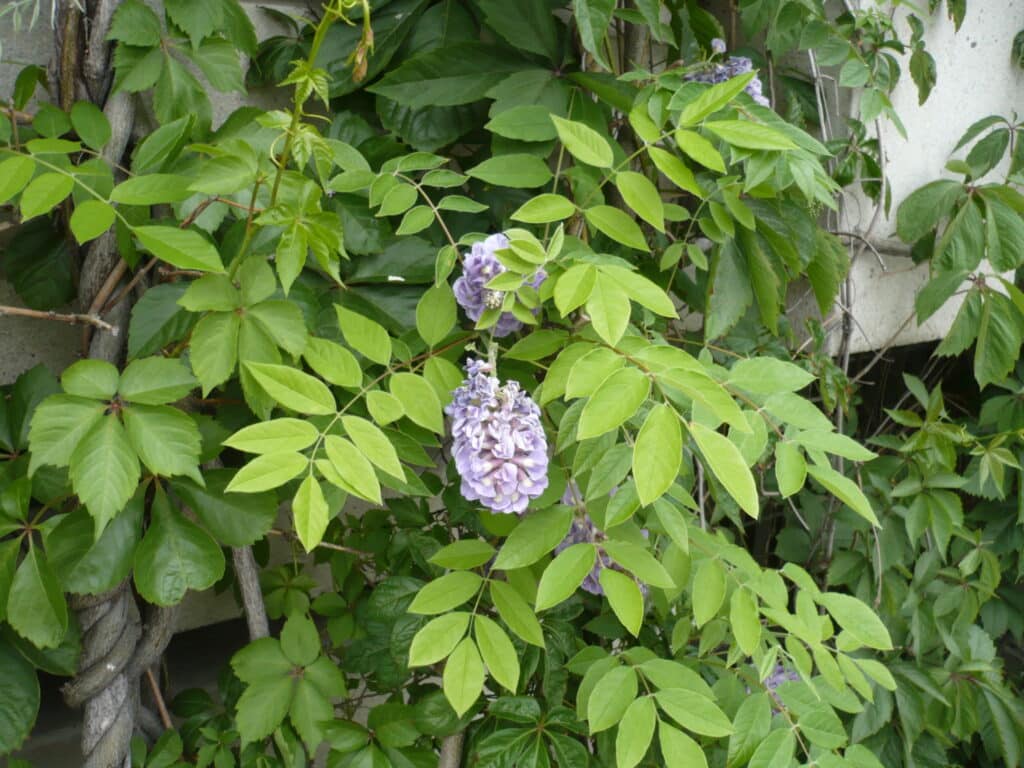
[684,39,770,107]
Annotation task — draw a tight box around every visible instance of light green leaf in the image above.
[599,568,644,636]
[409,612,471,667]
[226,452,307,493]
[727,693,771,767]
[603,541,675,589]
[134,226,224,272]
[633,405,682,506]
[342,415,403,479]
[490,581,545,647]
[247,300,308,357]
[659,721,709,768]
[588,665,638,733]
[616,171,664,231]
[816,593,892,650]
[690,422,759,518]
[806,463,879,526]
[573,0,615,68]
[675,130,725,173]
[647,146,703,196]
[111,174,194,204]
[486,105,559,140]
[336,305,392,366]
[443,638,485,717]
[586,272,632,345]
[323,435,382,504]
[551,115,613,167]
[676,72,756,126]
[774,442,806,498]
[28,395,106,474]
[0,155,36,204]
[748,727,795,768]
[389,373,444,433]
[20,172,74,220]
[617,696,657,768]
[475,615,520,693]
[70,200,116,244]
[511,194,576,223]
[244,362,336,415]
[578,367,650,440]
[790,430,875,461]
[69,415,140,533]
[293,475,329,552]
[416,282,456,346]
[224,418,319,454]
[727,357,815,394]
[554,264,598,315]
[599,265,677,317]
[61,359,119,400]
[466,154,553,188]
[429,540,496,570]
[655,689,733,737]
[704,120,797,150]
[409,572,484,616]
[493,505,573,570]
[123,404,201,481]
[729,588,760,655]
[303,337,362,388]
[189,312,239,394]
[585,205,649,251]
[692,558,726,627]
[535,543,597,611]
[119,356,197,405]
[367,390,405,425]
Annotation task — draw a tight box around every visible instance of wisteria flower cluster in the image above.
[446,359,549,514]
[685,39,770,107]
[453,233,547,338]
[556,484,647,596]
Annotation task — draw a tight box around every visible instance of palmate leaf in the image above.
[69,415,141,534]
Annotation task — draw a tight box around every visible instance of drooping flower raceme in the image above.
[686,43,771,107]
[453,233,547,338]
[446,359,549,514]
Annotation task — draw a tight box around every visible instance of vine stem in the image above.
[0,304,115,332]
[144,669,172,730]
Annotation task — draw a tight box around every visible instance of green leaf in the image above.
[535,543,597,611]
[599,568,644,636]
[659,721,709,768]
[747,728,794,768]
[20,173,75,220]
[62,359,120,400]
[588,665,638,733]
[984,194,1024,271]
[396,205,435,235]
[409,612,471,667]
[704,120,796,150]
[416,282,456,346]
[774,442,806,498]
[554,264,598,315]
[692,558,726,627]
[727,358,814,394]
[27,395,105,474]
[586,272,632,345]
[133,489,224,606]
[280,613,320,667]
[293,475,329,552]
[409,572,483,615]
[477,0,558,61]
[729,588,760,655]
[226,452,307,493]
[0,638,40,754]
[578,367,650,440]
[430,540,496,570]
[304,337,362,388]
[342,415,403,479]
[603,541,675,589]
[573,0,615,69]
[494,505,573,570]
[108,0,162,44]
[377,183,418,217]
[616,171,665,231]
[676,72,756,126]
[790,430,875,462]
[806,463,878,526]
[655,689,733,737]
[244,362,336,415]
[171,470,275,547]
[111,174,195,204]
[599,265,676,316]
[705,240,753,339]
[123,404,201,480]
[511,194,576,224]
[189,312,239,394]
[69,200,116,244]
[368,42,528,108]
[816,593,892,650]
[617,696,657,768]
[367,391,405,425]
[690,422,759,518]
[727,693,771,768]
[70,415,140,533]
[119,357,197,405]
[389,373,444,433]
[0,155,36,204]
[225,418,319,454]
[8,548,67,649]
[336,305,392,366]
[490,581,545,647]
[974,292,1022,388]
[247,300,308,357]
[585,205,649,251]
[466,154,553,188]
[235,677,294,745]
[135,226,225,272]
[475,615,520,693]
[896,179,963,243]
[675,130,725,173]
[647,146,703,196]
[189,38,245,92]
[633,405,681,507]
[323,436,382,504]
[443,638,485,717]
[552,115,614,167]
[487,105,560,142]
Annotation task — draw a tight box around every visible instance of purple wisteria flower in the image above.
[453,233,547,338]
[685,49,771,107]
[556,484,647,596]
[764,664,800,705]
[446,359,549,514]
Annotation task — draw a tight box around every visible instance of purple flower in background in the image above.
[685,53,771,107]
[446,359,549,514]
[453,233,547,338]
[710,37,728,55]
[764,664,799,705]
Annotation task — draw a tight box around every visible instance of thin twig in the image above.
[268,528,371,557]
[0,304,116,332]
[101,257,156,315]
[145,668,173,730]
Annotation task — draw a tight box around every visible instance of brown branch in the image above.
[268,528,371,557]
[101,257,157,315]
[0,304,116,332]
[144,668,173,730]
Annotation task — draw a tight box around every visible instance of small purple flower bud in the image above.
[710,38,727,55]
[446,360,549,514]
[684,57,771,108]
[452,233,547,338]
